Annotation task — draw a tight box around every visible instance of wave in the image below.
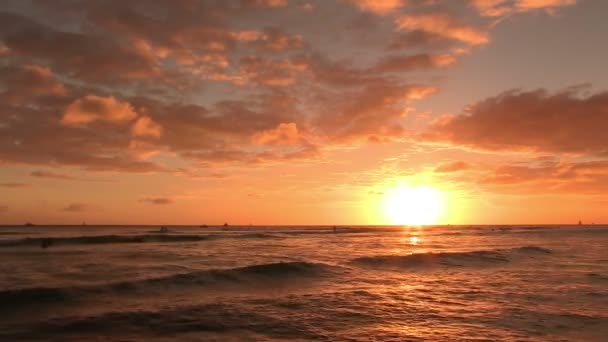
[0,302,327,341]
[0,232,278,248]
[0,261,334,309]
[351,246,551,270]
[513,246,552,254]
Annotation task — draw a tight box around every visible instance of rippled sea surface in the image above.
[0,225,607,341]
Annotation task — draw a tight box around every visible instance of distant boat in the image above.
[200,224,208,228]
[223,222,229,227]
[24,222,35,227]
[578,220,582,225]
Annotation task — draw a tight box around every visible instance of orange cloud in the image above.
[434,161,470,173]
[479,160,608,194]
[518,0,576,10]
[346,0,407,15]
[62,95,137,125]
[373,54,456,73]
[396,13,489,46]
[132,116,162,138]
[252,122,301,145]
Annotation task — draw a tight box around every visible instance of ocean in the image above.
[0,225,606,341]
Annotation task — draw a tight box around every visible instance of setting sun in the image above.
[383,185,445,226]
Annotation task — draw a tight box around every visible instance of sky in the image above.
[1,0,607,225]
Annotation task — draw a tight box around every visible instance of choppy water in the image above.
[0,225,607,341]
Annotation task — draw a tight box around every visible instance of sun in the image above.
[382,185,445,226]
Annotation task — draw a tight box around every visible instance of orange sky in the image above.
[1,0,607,225]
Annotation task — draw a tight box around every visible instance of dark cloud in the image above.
[0,182,30,188]
[426,88,608,155]
[314,83,437,140]
[241,0,288,9]
[31,170,77,180]
[0,11,161,85]
[140,197,173,205]
[62,203,88,212]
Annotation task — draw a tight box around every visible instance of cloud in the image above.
[0,11,160,84]
[470,0,577,17]
[396,13,489,46]
[301,3,315,12]
[433,157,608,194]
[233,56,308,86]
[252,122,302,145]
[0,0,586,175]
[248,27,305,52]
[1,182,30,188]
[132,116,162,138]
[425,87,608,155]
[140,197,173,205]
[434,161,470,173]
[373,54,456,73]
[0,64,66,104]
[517,0,577,10]
[31,170,76,180]
[314,83,437,140]
[388,30,462,50]
[346,0,407,15]
[242,0,289,8]
[62,95,137,125]
[30,170,112,182]
[481,160,608,193]
[62,203,88,212]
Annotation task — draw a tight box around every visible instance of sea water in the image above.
[0,225,606,341]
